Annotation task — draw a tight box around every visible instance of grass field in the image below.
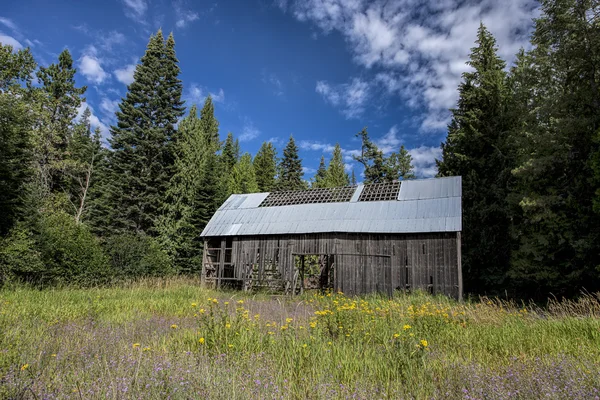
[1,278,600,399]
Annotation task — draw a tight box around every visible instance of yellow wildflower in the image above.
[143,347,151,352]
[302,344,307,348]
[191,303,197,307]
[224,302,229,305]
[228,344,233,348]
[328,341,332,345]
[21,364,29,371]
[310,322,317,328]
[286,318,293,323]
[237,300,244,304]
[420,339,428,348]
[212,299,218,304]
[225,323,231,329]
[199,337,205,344]
[199,309,205,314]
[171,324,178,329]
[393,333,400,339]
[267,331,274,335]
[132,343,140,348]
[403,324,411,330]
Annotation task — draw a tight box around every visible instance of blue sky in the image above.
[0,0,539,179]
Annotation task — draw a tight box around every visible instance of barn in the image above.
[200,176,463,299]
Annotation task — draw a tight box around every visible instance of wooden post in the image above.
[456,232,463,301]
[217,239,226,290]
[300,255,305,295]
[201,240,208,288]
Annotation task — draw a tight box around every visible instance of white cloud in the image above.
[240,120,260,142]
[315,77,369,118]
[100,98,120,117]
[409,145,442,178]
[174,1,200,28]
[282,0,539,131]
[0,33,22,50]
[101,31,126,51]
[302,166,317,174]
[76,103,110,140]
[262,71,284,97]
[79,54,108,84]
[0,17,18,31]
[376,125,402,154]
[298,140,335,153]
[210,88,225,103]
[114,63,136,85]
[122,0,148,21]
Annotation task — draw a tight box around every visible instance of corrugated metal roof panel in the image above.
[201,176,462,237]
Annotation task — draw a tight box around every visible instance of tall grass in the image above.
[1,279,599,399]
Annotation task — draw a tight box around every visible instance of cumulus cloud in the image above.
[99,98,120,118]
[281,0,538,131]
[210,88,225,103]
[302,166,317,174]
[409,145,442,178]
[79,50,108,84]
[114,63,136,85]
[101,31,126,51]
[315,77,370,119]
[185,83,225,105]
[298,140,335,153]
[0,33,22,50]
[376,125,403,154]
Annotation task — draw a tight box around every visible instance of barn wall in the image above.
[202,232,460,298]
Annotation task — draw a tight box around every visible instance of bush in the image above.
[103,233,175,279]
[35,210,112,286]
[0,227,43,285]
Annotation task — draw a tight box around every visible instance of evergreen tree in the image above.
[436,23,512,295]
[228,153,259,194]
[101,30,184,235]
[351,169,357,185]
[222,132,238,173]
[277,135,305,190]
[353,128,389,184]
[387,145,415,180]
[34,49,86,194]
[254,141,278,192]
[508,0,600,297]
[326,143,350,187]
[157,105,210,272]
[312,156,328,188]
[0,44,36,235]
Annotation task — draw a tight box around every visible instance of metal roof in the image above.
[201,176,461,237]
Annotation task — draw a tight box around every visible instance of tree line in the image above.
[0,29,415,286]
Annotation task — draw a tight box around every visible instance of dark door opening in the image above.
[292,254,335,295]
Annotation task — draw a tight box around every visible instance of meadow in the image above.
[1,278,600,399]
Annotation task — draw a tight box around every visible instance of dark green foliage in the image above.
[0,227,43,285]
[354,129,414,183]
[506,0,600,297]
[101,30,184,235]
[277,135,305,190]
[0,45,36,235]
[103,233,174,279]
[388,145,415,180]
[327,143,350,187]
[437,23,512,295]
[34,209,112,286]
[254,141,278,192]
[157,101,222,273]
[228,153,259,194]
[351,169,357,185]
[312,156,328,188]
[222,132,238,173]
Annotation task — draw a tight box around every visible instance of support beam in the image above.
[201,240,208,288]
[457,232,463,301]
[217,239,226,289]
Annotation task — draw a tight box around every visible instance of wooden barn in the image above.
[200,176,463,299]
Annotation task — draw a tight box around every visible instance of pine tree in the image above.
[254,141,278,192]
[326,143,350,187]
[436,23,512,295]
[0,44,36,235]
[222,132,238,173]
[277,135,305,191]
[157,104,212,272]
[351,169,357,185]
[101,30,184,235]
[508,0,600,297]
[353,128,388,184]
[34,49,86,195]
[228,153,259,194]
[312,156,328,188]
[387,145,415,180]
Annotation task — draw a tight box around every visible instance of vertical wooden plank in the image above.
[457,232,463,301]
[217,239,225,289]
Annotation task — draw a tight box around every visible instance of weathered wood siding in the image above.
[202,232,461,298]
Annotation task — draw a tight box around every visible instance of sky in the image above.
[0,0,540,179]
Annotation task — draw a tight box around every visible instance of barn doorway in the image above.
[292,254,335,295]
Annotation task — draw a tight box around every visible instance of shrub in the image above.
[0,227,43,285]
[35,210,112,286]
[103,233,175,279]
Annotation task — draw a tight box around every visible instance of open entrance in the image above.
[291,254,335,295]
